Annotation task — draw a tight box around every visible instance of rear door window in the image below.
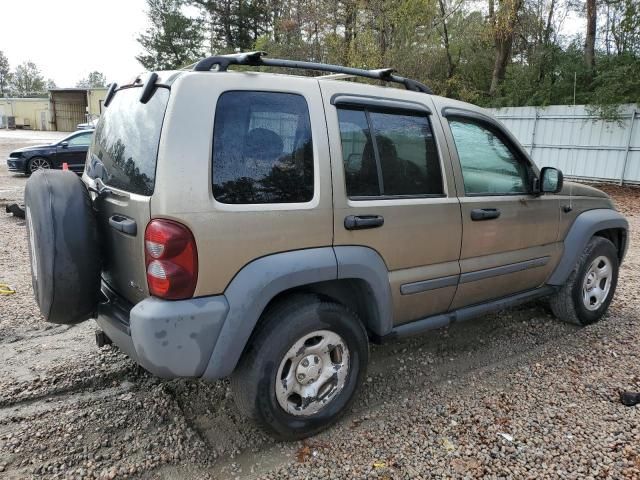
[337,107,443,198]
[212,91,314,204]
[89,87,170,196]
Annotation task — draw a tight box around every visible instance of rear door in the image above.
[83,86,170,304]
[320,81,462,325]
[435,103,561,309]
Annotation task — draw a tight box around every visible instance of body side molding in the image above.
[547,208,628,286]
[460,256,549,284]
[400,275,459,295]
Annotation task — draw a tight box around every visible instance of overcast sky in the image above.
[1,0,149,87]
[1,0,586,89]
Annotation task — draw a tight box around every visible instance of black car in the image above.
[6,130,94,175]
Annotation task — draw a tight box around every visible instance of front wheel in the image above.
[231,295,369,440]
[550,236,619,325]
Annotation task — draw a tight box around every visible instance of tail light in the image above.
[144,219,198,300]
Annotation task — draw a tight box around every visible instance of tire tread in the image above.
[230,293,368,440]
[550,236,618,325]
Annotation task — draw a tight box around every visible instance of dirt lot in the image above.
[0,129,639,479]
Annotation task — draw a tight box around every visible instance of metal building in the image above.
[0,88,108,131]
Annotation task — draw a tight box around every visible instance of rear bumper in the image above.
[7,157,27,172]
[97,282,229,378]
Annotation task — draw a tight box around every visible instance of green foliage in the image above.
[0,50,10,97]
[190,0,270,52]
[137,0,205,70]
[587,54,640,119]
[12,61,46,97]
[76,71,107,88]
[140,0,639,117]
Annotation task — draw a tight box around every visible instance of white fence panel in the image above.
[488,104,639,184]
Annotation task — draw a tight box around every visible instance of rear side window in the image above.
[89,87,169,196]
[337,107,443,198]
[212,91,314,204]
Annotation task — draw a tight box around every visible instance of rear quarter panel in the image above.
[152,72,333,296]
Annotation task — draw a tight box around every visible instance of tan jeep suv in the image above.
[24,52,628,440]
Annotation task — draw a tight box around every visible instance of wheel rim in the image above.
[30,158,50,173]
[275,330,350,416]
[582,255,613,311]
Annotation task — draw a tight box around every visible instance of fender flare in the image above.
[201,246,393,380]
[333,245,393,336]
[547,208,628,286]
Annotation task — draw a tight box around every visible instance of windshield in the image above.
[87,86,170,196]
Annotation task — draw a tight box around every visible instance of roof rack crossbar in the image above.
[193,51,433,94]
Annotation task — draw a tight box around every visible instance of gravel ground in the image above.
[0,130,638,479]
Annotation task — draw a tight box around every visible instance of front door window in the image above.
[449,119,529,195]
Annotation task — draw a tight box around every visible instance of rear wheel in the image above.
[27,157,51,175]
[550,236,619,325]
[231,295,369,440]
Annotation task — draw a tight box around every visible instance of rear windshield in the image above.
[88,87,169,196]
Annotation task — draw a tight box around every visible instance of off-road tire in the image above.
[24,170,101,324]
[550,236,619,326]
[231,294,369,441]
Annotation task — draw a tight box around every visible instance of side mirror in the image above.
[540,167,563,193]
[60,141,69,149]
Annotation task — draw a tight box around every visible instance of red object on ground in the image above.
[62,162,69,170]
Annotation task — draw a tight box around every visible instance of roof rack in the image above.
[193,51,433,94]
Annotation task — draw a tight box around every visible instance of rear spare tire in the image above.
[24,170,101,324]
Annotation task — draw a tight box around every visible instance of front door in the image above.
[320,81,462,325]
[435,102,562,309]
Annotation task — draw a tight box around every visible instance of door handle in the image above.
[344,215,384,230]
[109,214,137,235]
[470,208,501,221]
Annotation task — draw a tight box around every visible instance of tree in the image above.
[174,0,637,115]
[0,50,11,97]
[190,0,270,52]
[585,0,597,70]
[489,0,524,96]
[136,0,205,70]
[76,71,107,88]
[12,61,46,97]
[47,78,57,89]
